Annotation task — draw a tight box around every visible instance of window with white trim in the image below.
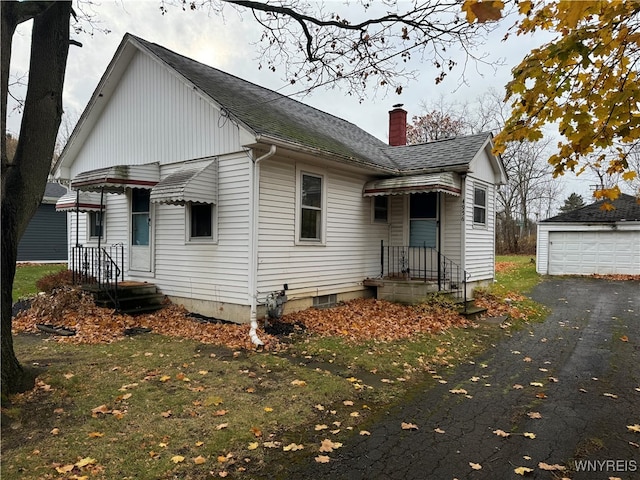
[300,172,323,241]
[373,196,389,223]
[89,211,105,239]
[187,203,215,241]
[473,186,487,225]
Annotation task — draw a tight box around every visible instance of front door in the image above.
[409,192,437,248]
[130,188,152,272]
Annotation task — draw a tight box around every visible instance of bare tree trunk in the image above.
[1,1,71,396]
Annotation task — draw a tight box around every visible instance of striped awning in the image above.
[363,172,461,197]
[150,159,218,205]
[55,191,104,212]
[71,163,159,193]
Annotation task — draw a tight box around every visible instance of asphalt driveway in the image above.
[290,277,640,479]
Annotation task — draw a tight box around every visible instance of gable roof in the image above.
[542,193,640,223]
[56,33,503,179]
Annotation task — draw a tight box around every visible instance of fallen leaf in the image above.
[514,466,533,475]
[434,428,446,434]
[290,379,307,387]
[513,384,524,390]
[314,404,325,411]
[91,404,111,416]
[315,424,329,431]
[248,442,259,450]
[263,441,281,448]
[171,455,185,463]
[469,462,482,470]
[604,393,618,399]
[315,455,331,463]
[319,439,342,452]
[55,464,75,474]
[50,428,60,435]
[360,430,371,436]
[527,412,542,419]
[75,457,96,468]
[350,411,360,417]
[250,426,262,437]
[264,407,273,412]
[449,388,468,395]
[88,431,104,438]
[493,429,510,437]
[216,423,228,430]
[538,462,565,471]
[161,410,172,418]
[214,409,228,416]
[283,443,304,451]
[195,441,204,447]
[620,335,629,342]
[63,373,75,379]
[159,375,171,382]
[627,424,640,433]
[205,396,224,407]
[536,392,547,399]
[530,382,544,387]
[198,370,209,375]
[523,432,536,439]
[193,455,206,464]
[343,400,354,406]
[523,357,532,362]
[53,407,65,414]
[401,422,419,430]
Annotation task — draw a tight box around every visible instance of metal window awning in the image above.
[363,172,462,197]
[55,191,105,212]
[70,163,160,193]
[150,159,218,205]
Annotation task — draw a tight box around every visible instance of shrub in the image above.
[35,269,76,294]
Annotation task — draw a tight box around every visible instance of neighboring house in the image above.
[53,33,506,324]
[17,182,68,262]
[537,193,640,275]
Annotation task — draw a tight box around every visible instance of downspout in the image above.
[460,173,467,297]
[248,144,277,347]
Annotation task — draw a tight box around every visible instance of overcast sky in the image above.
[7,1,599,200]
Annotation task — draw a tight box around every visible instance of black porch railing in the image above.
[380,241,467,302]
[70,244,124,309]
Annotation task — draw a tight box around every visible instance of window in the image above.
[131,189,150,246]
[409,192,437,248]
[300,173,323,240]
[473,186,487,225]
[89,211,104,239]
[190,203,213,239]
[373,196,389,223]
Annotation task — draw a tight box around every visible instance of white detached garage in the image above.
[537,193,640,276]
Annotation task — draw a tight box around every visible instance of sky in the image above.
[6,0,600,203]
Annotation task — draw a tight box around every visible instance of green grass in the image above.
[13,263,66,300]
[494,255,542,295]
[2,257,545,479]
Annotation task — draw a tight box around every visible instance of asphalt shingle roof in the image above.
[542,193,640,223]
[130,34,495,175]
[44,182,66,198]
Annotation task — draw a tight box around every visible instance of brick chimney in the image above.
[388,104,407,146]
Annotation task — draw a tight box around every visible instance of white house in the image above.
[537,193,640,275]
[54,34,506,332]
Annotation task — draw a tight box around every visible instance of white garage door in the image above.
[548,231,640,275]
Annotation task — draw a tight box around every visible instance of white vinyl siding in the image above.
[152,153,251,304]
[257,158,388,300]
[441,193,462,266]
[537,223,640,275]
[464,178,496,282]
[69,51,248,177]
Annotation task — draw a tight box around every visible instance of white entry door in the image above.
[130,188,152,272]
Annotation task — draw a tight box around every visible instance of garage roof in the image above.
[543,193,640,223]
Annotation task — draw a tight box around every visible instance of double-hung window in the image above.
[473,186,487,225]
[300,172,323,241]
[89,211,104,239]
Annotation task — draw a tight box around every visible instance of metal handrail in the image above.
[70,244,124,309]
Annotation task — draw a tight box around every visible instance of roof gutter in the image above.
[253,134,396,175]
[248,144,277,347]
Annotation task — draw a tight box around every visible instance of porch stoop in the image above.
[455,299,487,320]
[83,281,165,314]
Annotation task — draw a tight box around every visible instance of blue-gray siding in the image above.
[17,204,68,261]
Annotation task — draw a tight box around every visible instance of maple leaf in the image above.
[469,462,482,470]
[514,466,533,475]
[159,375,171,382]
[248,442,259,450]
[250,426,262,437]
[171,455,185,463]
[527,412,542,419]
[56,464,75,474]
[319,439,343,452]
[205,396,224,406]
[401,422,419,430]
[315,455,331,463]
[193,455,206,464]
[91,404,111,416]
[627,424,640,433]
